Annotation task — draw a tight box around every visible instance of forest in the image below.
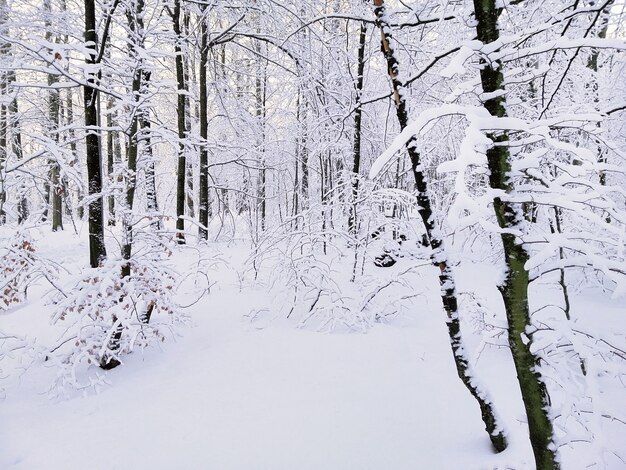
[1,0,625,469]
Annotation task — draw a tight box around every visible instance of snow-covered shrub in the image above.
[0,331,36,399]
[0,231,59,310]
[49,249,183,391]
[274,254,426,332]
[249,182,429,332]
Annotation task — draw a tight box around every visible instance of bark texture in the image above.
[84,0,107,268]
[198,9,209,240]
[374,0,507,452]
[173,0,187,244]
[472,0,558,467]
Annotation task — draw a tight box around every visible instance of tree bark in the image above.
[472,0,557,467]
[348,22,367,236]
[172,0,186,244]
[106,95,116,226]
[373,0,507,452]
[84,0,107,267]
[0,78,5,225]
[10,78,26,224]
[0,0,8,224]
[45,0,63,232]
[120,0,143,279]
[140,71,160,231]
[254,28,267,235]
[198,8,209,240]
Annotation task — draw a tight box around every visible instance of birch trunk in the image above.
[373,0,507,452]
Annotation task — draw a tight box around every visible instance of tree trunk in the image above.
[0,76,5,225]
[10,84,26,224]
[48,82,63,232]
[348,22,367,236]
[0,0,8,225]
[84,0,107,267]
[106,96,116,226]
[99,0,145,371]
[64,78,81,219]
[120,5,143,279]
[140,72,161,230]
[45,0,63,232]
[472,0,557,467]
[587,0,613,224]
[373,0,507,452]
[172,0,186,244]
[255,30,267,235]
[300,95,309,211]
[198,8,209,240]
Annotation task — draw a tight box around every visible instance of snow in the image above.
[439,41,481,79]
[1,228,625,469]
[0,231,504,469]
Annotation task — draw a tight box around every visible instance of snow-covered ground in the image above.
[1,229,624,469]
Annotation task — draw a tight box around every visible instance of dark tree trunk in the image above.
[0,0,8,224]
[99,0,145,371]
[300,101,309,211]
[11,92,26,224]
[84,0,107,268]
[120,75,141,278]
[472,0,557,467]
[198,9,209,240]
[348,22,367,236]
[0,77,5,225]
[373,0,507,453]
[45,0,63,232]
[121,0,147,277]
[5,67,26,223]
[172,0,187,244]
[106,96,116,226]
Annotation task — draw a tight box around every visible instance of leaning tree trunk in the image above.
[373,0,507,452]
[472,0,557,467]
[84,0,107,268]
